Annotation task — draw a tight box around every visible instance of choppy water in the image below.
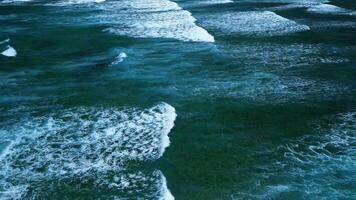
[0,0,355,199]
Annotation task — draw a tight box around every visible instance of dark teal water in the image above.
[0,0,356,199]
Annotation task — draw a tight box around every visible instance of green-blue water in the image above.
[0,0,355,199]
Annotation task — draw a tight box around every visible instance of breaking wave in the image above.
[200,11,310,37]
[0,103,176,199]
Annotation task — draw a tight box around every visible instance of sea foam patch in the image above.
[0,103,176,199]
[201,11,310,37]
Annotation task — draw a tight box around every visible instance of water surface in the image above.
[0,0,356,199]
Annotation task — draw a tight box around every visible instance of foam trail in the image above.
[1,45,17,57]
[0,103,176,199]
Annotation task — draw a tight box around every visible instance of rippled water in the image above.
[0,0,355,199]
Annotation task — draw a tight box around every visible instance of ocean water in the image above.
[0,0,355,199]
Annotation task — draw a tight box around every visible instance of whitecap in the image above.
[201,11,310,37]
[1,45,17,57]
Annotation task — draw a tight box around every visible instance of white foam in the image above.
[0,103,176,198]
[1,45,17,57]
[201,11,309,37]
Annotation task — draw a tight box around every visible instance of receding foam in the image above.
[0,103,176,199]
[201,11,310,37]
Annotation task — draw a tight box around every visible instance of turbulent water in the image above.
[0,0,355,199]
